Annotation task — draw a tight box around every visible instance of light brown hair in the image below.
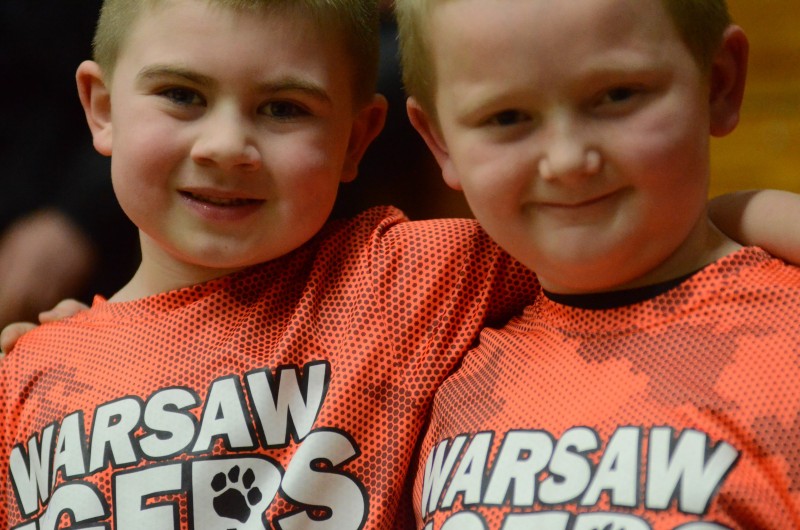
[93,0,380,103]
[396,0,732,115]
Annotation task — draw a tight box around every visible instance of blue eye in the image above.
[489,110,528,126]
[603,87,637,104]
[160,87,203,106]
[262,101,308,119]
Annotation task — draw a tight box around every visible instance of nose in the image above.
[538,117,601,181]
[191,106,262,171]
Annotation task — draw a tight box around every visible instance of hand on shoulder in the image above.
[0,299,89,356]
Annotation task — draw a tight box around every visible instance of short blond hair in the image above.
[396,0,732,115]
[93,0,380,103]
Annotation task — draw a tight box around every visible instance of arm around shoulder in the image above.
[709,190,800,265]
[0,299,90,356]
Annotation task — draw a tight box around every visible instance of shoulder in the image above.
[325,205,482,240]
[312,206,494,262]
[688,247,800,324]
[727,247,800,286]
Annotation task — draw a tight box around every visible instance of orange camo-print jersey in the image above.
[0,206,538,530]
[414,247,800,530]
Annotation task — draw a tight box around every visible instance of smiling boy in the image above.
[397,0,800,527]
[3,1,799,527]
[87,0,381,297]
[0,1,540,527]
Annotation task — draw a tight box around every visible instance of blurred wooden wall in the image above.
[709,0,800,196]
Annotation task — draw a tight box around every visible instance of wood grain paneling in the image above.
[710,0,800,196]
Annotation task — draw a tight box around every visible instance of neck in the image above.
[538,213,742,296]
[621,215,741,291]
[109,235,245,303]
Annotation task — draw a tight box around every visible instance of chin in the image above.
[527,247,640,293]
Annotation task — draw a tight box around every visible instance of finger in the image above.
[38,299,90,323]
[0,322,37,356]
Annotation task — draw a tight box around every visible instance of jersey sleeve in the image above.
[369,212,539,331]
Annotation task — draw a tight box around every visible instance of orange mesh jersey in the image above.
[414,247,800,530]
[0,206,538,530]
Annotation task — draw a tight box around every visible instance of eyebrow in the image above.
[138,64,215,87]
[136,64,332,103]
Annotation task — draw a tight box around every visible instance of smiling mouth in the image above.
[181,191,262,207]
[539,191,618,209]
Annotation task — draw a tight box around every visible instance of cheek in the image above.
[108,123,185,228]
[613,114,711,234]
[453,140,536,209]
[269,148,336,202]
[112,107,186,176]
[263,132,346,216]
[614,102,710,190]
[640,89,710,160]
[110,155,161,231]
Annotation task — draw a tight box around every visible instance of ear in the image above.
[406,97,462,190]
[340,94,388,183]
[76,60,113,156]
[709,25,749,137]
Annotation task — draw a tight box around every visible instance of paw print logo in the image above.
[212,465,264,524]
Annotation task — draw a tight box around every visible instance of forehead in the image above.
[116,0,354,88]
[428,0,690,97]
[126,0,342,52]
[429,0,680,68]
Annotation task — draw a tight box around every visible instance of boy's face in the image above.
[82,0,383,289]
[411,0,740,294]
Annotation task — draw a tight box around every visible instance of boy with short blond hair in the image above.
[0,0,539,527]
[397,0,800,527]
[2,1,798,528]
[398,0,733,113]
[92,0,382,104]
